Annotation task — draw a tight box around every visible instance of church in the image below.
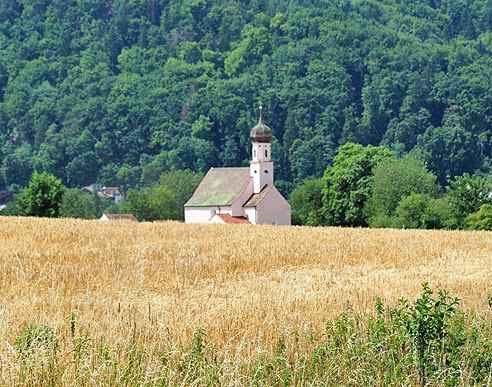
[184,107,291,225]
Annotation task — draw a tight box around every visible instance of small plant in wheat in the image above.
[15,323,61,384]
[397,283,461,386]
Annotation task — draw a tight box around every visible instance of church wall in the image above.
[231,180,254,217]
[244,207,257,224]
[185,206,232,223]
[256,187,291,226]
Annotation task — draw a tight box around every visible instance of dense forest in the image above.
[1,0,492,194]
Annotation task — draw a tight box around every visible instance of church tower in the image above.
[250,105,274,193]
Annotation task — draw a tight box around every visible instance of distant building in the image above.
[82,185,123,204]
[100,214,138,222]
[184,106,291,225]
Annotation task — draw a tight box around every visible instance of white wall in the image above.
[244,207,257,224]
[185,206,232,223]
[256,186,291,226]
[250,161,274,193]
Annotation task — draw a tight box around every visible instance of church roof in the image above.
[184,167,251,207]
[244,185,274,207]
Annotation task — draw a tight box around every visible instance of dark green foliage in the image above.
[289,176,323,225]
[392,194,450,229]
[365,156,440,225]
[446,173,492,229]
[1,0,492,197]
[396,283,461,385]
[121,186,179,222]
[157,169,203,220]
[320,143,395,227]
[59,189,96,219]
[1,199,19,216]
[17,171,66,217]
[466,204,492,230]
[118,169,202,222]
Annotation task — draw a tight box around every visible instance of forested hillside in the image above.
[1,0,492,194]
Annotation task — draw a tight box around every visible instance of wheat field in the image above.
[1,216,492,384]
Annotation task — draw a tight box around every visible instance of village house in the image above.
[184,107,291,225]
[81,184,123,204]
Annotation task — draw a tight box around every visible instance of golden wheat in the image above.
[0,217,491,384]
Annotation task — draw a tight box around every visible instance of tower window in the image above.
[264,170,269,173]
[254,150,256,158]
[265,149,268,157]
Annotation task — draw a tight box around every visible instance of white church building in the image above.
[184,107,291,225]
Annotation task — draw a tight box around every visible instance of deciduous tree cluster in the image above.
[1,0,492,195]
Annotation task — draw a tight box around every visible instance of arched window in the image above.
[254,150,256,158]
[265,149,268,157]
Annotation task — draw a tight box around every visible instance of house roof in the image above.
[216,214,251,224]
[103,187,119,193]
[102,214,138,222]
[244,185,274,207]
[185,167,251,207]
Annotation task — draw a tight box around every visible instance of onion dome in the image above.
[250,105,272,143]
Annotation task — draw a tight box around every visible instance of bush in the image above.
[466,204,492,230]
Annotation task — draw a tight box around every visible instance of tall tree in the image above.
[17,172,66,217]
[365,156,440,225]
[320,143,395,227]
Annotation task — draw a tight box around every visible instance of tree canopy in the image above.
[0,0,492,195]
[17,172,66,217]
[319,142,395,227]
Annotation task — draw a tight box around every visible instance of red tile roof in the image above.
[216,214,251,224]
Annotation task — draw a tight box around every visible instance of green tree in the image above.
[466,204,492,230]
[365,156,440,226]
[1,200,19,216]
[415,114,479,185]
[320,143,395,227]
[289,177,323,226]
[158,169,203,220]
[393,194,451,230]
[59,189,96,219]
[121,185,179,222]
[17,172,67,217]
[393,194,431,229]
[446,173,492,229]
[121,190,155,221]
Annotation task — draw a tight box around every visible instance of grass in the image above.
[0,217,492,385]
